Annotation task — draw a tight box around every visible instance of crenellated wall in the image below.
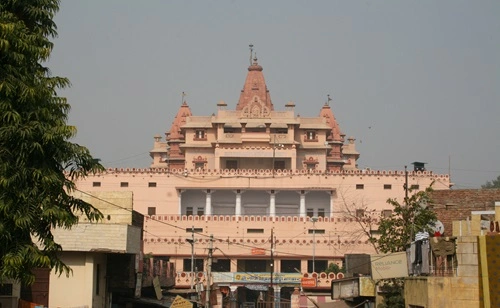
[76,168,450,216]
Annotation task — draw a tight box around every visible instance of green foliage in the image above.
[325,263,345,274]
[372,185,437,307]
[482,175,500,189]
[374,185,437,254]
[377,279,405,308]
[0,0,103,285]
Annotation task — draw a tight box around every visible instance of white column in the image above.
[235,190,242,217]
[178,189,183,214]
[300,190,306,217]
[330,190,335,218]
[205,190,212,217]
[270,190,276,217]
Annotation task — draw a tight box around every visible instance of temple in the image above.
[75,54,451,304]
[150,56,357,173]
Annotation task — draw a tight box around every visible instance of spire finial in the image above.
[327,94,332,106]
[182,91,187,104]
[249,44,254,66]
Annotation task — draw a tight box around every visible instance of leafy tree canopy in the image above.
[0,0,103,285]
[325,263,345,274]
[374,185,437,253]
[372,185,437,308]
[482,175,500,189]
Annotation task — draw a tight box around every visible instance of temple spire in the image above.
[236,47,273,114]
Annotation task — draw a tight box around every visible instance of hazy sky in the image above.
[49,1,500,189]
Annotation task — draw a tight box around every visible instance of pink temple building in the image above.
[75,55,451,304]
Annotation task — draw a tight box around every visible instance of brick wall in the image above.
[430,189,500,236]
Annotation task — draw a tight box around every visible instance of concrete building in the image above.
[0,279,21,308]
[48,191,144,308]
[74,55,451,305]
[404,200,500,308]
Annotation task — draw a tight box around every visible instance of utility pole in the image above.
[311,217,318,273]
[206,235,214,308]
[271,134,283,178]
[272,134,276,178]
[186,226,195,290]
[269,228,274,307]
[404,165,409,204]
[166,145,171,173]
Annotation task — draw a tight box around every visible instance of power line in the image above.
[75,189,372,259]
[101,151,150,166]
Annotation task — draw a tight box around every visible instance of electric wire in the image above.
[74,189,355,259]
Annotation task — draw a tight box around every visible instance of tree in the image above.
[337,189,380,253]
[375,185,437,253]
[0,0,103,285]
[325,262,345,274]
[373,185,437,308]
[482,175,500,189]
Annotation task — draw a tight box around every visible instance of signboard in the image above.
[345,254,371,276]
[370,251,409,280]
[213,272,301,284]
[171,295,193,308]
[301,278,317,288]
[134,273,142,298]
[251,248,266,255]
[152,276,162,300]
[234,273,301,284]
[245,284,268,291]
[331,278,359,299]
[331,277,375,300]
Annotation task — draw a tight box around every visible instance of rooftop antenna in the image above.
[249,44,254,65]
[327,94,332,106]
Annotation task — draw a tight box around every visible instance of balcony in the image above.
[408,237,457,277]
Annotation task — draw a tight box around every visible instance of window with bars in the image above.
[317,208,325,217]
[183,259,204,271]
[226,160,238,169]
[356,209,365,218]
[307,208,314,217]
[307,131,316,140]
[382,210,392,218]
[195,162,204,169]
[308,229,325,234]
[185,227,203,233]
[195,130,206,140]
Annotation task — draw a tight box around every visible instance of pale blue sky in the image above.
[49,0,500,189]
